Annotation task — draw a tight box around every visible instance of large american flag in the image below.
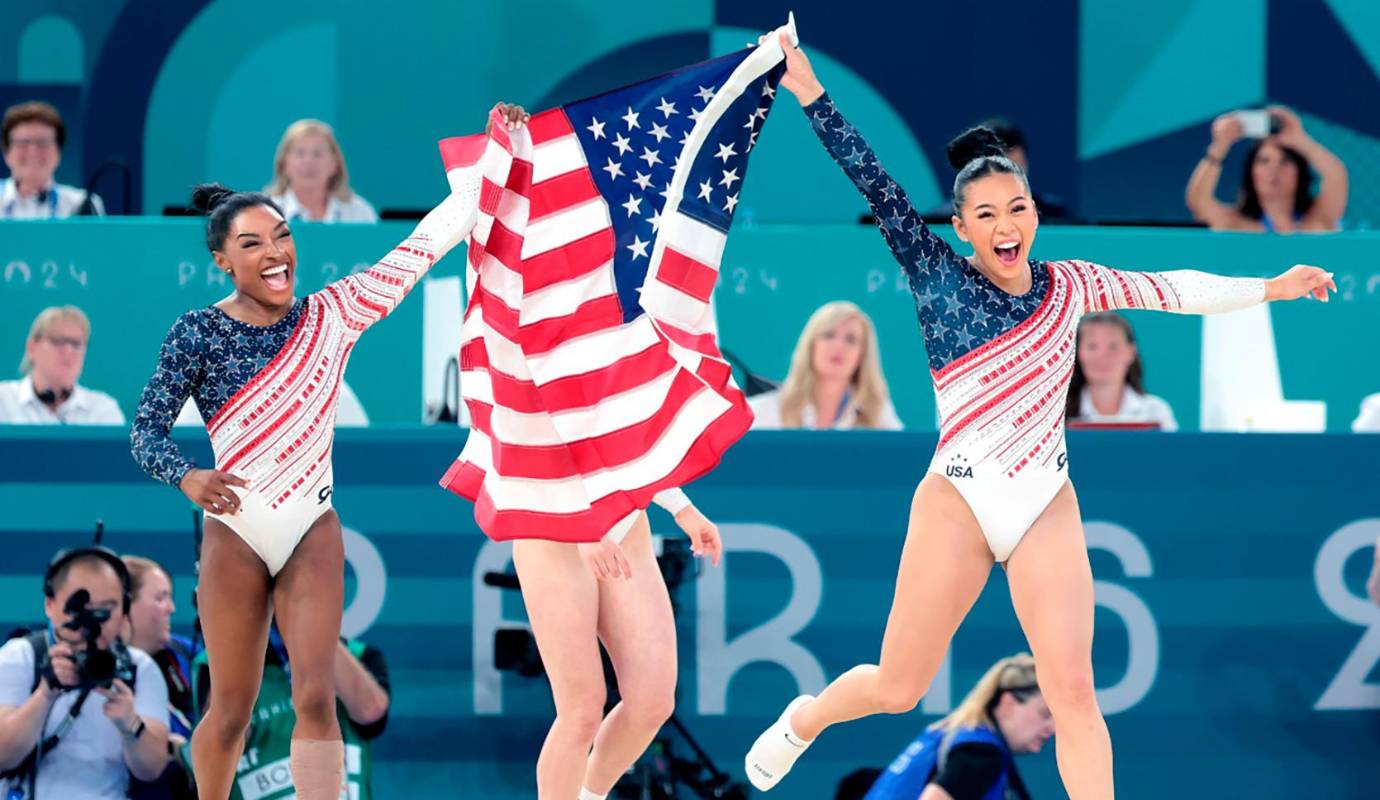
[436,28,792,543]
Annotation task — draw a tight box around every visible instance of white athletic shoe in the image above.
[745,694,814,791]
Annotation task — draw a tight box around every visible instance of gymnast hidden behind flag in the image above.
[435,16,798,800]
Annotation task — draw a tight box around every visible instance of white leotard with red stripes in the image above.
[132,194,474,573]
[806,93,1266,559]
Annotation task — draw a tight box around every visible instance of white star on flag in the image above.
[437,25,788,546]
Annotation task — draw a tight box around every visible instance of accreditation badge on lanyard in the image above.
[1,179,60,219]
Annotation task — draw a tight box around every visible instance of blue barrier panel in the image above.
[0,427,1376,797]
[3,221,1377,430]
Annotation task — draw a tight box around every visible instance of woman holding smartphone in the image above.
[1185,105,1348,232]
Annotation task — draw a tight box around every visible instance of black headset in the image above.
[43,545,132,615]
[33,386,74,406]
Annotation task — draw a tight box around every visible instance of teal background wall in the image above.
[2,220,1376,431]
[4,3,1380,797]
[1,428,1376,798]
[3,0,1380,224]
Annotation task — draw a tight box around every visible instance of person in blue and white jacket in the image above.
[865,654,1053,800]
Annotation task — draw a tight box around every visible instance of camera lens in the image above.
[82,648,117,686]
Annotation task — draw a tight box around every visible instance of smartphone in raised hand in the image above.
[1235,109,1279,138]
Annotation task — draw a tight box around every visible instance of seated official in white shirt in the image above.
[1,101,104,219]
[749,300,903,431]
[1064,311,1178,431]
[266,119,377,223]
[0,306,124,425]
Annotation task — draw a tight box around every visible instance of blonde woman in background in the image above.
[862,654,1052,800]
[0,305,124,424]
[750,301,902,430]
[267,120,378,223]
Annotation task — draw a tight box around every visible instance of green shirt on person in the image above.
[191,639,388,800]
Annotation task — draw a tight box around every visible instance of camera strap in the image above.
[37,688,92,753]
[0,632,94,796]
[4,691,93,797]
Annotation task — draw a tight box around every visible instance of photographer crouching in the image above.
[0,546,169,799]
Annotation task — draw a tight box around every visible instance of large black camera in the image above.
[49,589,136,691]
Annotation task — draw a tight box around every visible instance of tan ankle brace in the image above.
[289,738,344,800]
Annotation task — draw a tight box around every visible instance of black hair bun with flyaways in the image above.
[945,127,1008,170]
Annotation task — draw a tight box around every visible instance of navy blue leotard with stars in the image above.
[805,95,1053,373]
[128,192,475,575]
[130,300,305,486]
[803,93,1266,560]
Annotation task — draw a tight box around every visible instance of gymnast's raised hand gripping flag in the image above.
[436,18,796,543]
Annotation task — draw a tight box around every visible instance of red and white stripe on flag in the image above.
[435,97,762,543]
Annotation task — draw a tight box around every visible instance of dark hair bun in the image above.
[189,182,235,215]
[945,127,1008,170]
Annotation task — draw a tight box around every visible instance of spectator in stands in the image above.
[193,624,390,799]
[750,301,902,430]
[122,557,196,800]
[862,653,1052,800]
[0,548,170,798]
[1,101,104,218]
[1186,106,1347,232]
[0,306,125,425]
[266,119,378,223]
[924,118,1071,222]
[1352,392,1380,432]
[1065,311,1177,430]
